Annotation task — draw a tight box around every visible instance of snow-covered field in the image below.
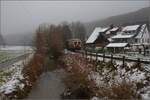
[0,45,33,51]
[0,53,33,98]
[0,46,33,98]
[0,46,33,64]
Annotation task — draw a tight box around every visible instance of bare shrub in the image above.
[98,80,139,99]
[62,54,96,99]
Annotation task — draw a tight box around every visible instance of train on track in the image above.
[66,38,82,51]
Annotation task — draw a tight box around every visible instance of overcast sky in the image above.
[1,0,149,35]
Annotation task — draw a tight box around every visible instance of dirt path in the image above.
[26,69,66,100]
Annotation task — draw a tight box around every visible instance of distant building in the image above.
[86,24,150,54]
[106,24,150,54]
[111,24,150,44]
[86,27,109,48]
[106,27,120,42]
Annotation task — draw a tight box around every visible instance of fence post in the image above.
[90,52,92,61]
[103,53,105,62]
[137,58,141,68]
[96,53,98,62]
[122,56,125,67]
[81,51,84,57]
[85,50,87,59]
[111,54,113,64]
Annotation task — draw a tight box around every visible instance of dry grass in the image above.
[22,53,45,85]
[61,54,141,99]
[98,80,139,99]
[61,54,97,99]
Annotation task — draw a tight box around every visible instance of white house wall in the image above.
[139,25,150,44]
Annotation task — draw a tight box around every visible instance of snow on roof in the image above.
[86,27,101,44]
[106,27,119,34]
[86,27,109,44]
[135,24,146,39]
[100,27,109,32]
[111,34,134,39]
[106,43,128,47]
[110,27,119,31]
[108,38,113,42]
[122,25,140,31]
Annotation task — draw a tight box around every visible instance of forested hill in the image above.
[85,7,150,36]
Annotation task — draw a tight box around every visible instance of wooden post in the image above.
[85,50,87,59]
[103,53,105,62]
[137,58,141,68]
[111,54,113,64]
[90,52,92,61]
[82,51,84,57]
[96,53,98,62]
[122,56,125,67]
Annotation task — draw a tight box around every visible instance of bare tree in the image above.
[46,24,64,60]
[61,22,72,47]
[70,21,86,42]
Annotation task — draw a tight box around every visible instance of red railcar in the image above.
[66,38,82,51]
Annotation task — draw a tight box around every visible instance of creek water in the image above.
[25,69,65,100]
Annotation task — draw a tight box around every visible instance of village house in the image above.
[106,24,150,54]
[106,27,120,42]
[86,27,110,48]
[86,25,120,47]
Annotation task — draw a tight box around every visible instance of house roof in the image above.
[111,33,134,39]
[100,27,109,32]
[86,27,101,44]
[106,27,119,35]
[110,27,119,31]
[106,43,128,48]
[135,24,146,39]
[122,25,140,31]
[86,27,109,44]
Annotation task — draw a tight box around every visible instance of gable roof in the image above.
[86,27,109,44]
[135,24,149,39]
[110,27,119,31]
[106,27,119,34]
[100,27,109,32]
[122,25,140,31]
[86,27,101,44]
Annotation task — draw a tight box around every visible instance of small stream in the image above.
[25,69,66,100]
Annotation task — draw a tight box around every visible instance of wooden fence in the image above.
[80,51,150,65]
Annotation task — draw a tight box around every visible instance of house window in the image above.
[142,39,144,43]
[148,39,150,43]
[135,39,138,43]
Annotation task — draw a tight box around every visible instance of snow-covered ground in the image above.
[0,46,33,98]
[87,55,150,99]
[0,45,33,51]
[0,54,33,96]
[89,63,150,99]
[0,46,33,64]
